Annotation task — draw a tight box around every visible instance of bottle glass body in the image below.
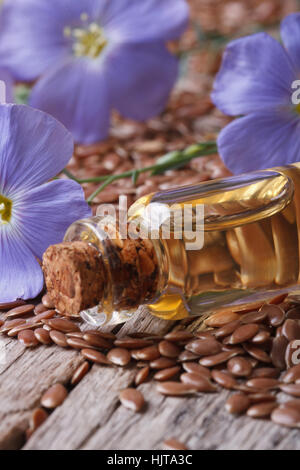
[64,163,300,326]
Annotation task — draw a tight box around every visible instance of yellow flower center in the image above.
[296,103,300,115]
[64,13,107,59]
[0,194,12,224]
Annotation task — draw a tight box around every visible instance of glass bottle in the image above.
[43,163,300,326]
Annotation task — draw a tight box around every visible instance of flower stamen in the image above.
[64,14,107,59]
[0,194,12,224]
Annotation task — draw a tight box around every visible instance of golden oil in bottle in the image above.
[48,163,300,326]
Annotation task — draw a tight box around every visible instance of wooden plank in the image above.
[24,310,173,450]
[2,307,299,450]
[0,336,84,450]
[80,386,300,451]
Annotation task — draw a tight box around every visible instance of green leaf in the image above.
[151,150,184,175]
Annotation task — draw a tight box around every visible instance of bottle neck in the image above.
[62,216,167,319]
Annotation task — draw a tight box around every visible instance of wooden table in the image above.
[1,308,299,450]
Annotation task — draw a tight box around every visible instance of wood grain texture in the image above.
[1,308,299,450]
[0,335,84,450]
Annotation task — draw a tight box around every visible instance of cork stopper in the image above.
[43,241,105,316]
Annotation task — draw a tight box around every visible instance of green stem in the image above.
[62,168,81,183]
[64,141,218,204]
[87,175,116,204]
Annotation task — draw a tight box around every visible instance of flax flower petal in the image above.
[110,43,178,120]
[29,58,111,144]
[102,0,189,43]
[211,33,296,116]
[217,111,300,173]
[0,229,44,302]
[0,104,73,195]
[281,13,300,71]
[14,179,91,260]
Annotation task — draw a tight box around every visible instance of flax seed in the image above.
[177,350,200,362]
[213,320,241,339]
[114,337,152,349]
[32,310,56,322]
[83,333,112,349]
[135,366,150,386]
[243,344,272,363]
[34,328,52,345]
[154,366,181,381]
[164,330,194,342]
[282,319,300,341]
[71,361,90,386]
[49,330,68,348]
[156,381,197,396]
[66,331,85,339]
[163,439,189,450]
[182,362,211,379]
[240,310,267,324]
[225,394,250,414]
[286,307,300,320]
[227,356,252,377]
[247,401,277,418]
[18,329,39,347]
[199,348,243,367]
[248,392,276,403]
[0,300,26,310]
[119,388,145,412]
[205,311,240,327]
[246,378,279,390]
[131,345,160,361]
[285,341,298,368]
[7,320,44,337]
[42,294,54,309]
[41,384,68,409]
[269,293,288,304]
[158,340,181,358]
[86,330,116,341]
[251,330,271,344]
[5,304,35,319]
[211,370,237,389]
[42,318,80,333]
[262,304,285,327]
[195,331,215,340]
[280,399,300,412]
[149,357,177,369]
[250,367,280,379]
[0,318,25,334]
[185,338,222,356]
[181,372,217,392]
[229,324,259,344]
[29,408,48,434]
[279,383,300,397]
[271,336,288,370]
[107,348,131,366]
[66,337,93,350]
[34,303,48,315]
[81,348,110,365]
[282,364,300,383]
[271,407,300,428]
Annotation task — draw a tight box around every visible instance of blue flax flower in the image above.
[0,104,91,302]
[212,13,300,174]
[0,0,189,144]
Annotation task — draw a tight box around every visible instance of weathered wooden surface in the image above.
[1,308,300,450]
